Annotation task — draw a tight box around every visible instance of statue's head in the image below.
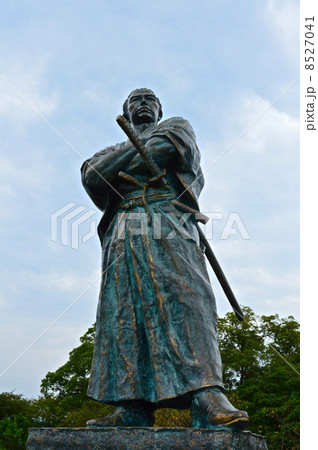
[122,88,163,126]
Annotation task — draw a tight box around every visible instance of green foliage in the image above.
[218,307,265,387]
[1,308,299,449]
[39,324,96,425]
[0,413,30,450]
[41,324,95,400]
[0,392,39,449]
[155,409,191,427]
[0,392,35,422]
[218,307,300,449]
[60,401,114,427]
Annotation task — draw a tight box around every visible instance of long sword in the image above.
[116,114,245,321]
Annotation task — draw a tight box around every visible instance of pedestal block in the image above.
[27,427,268,449]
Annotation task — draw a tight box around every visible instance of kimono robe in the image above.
[81,117,224,408]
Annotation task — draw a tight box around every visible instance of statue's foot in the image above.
[191,387,249,430]
[86,404,155,427]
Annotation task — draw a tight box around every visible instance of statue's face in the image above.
[127,89,161,126]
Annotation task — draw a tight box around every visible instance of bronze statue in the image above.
[81,88,249,429]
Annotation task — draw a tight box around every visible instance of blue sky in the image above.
[0,0,299,398]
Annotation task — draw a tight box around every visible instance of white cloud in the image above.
[0,158,55,193]
[0,57,59,123]
[17,269,100,295]
[0,294,7,308]
[200,88,298,165]
[236,91,299,155]
[0,154,57,233]
[211,89,299,161]
[212,239,260,261]
[233,266,299,289]
[200,89,299,212]
[265,0,299,61]
[261,293,299,317]
[0,319,95,398]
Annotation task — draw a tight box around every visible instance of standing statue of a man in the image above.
[81,88,249,429]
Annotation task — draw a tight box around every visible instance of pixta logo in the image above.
[51,204,250,249]
[51,202,97,249]
[115,211,250,240]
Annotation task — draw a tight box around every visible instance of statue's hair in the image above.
[122,88,163,122]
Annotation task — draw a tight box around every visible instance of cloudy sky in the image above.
[0,0,300,399]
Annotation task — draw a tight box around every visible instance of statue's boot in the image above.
[191,387,249,430]
[86,403,155,427]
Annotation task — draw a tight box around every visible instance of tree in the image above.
[0,413,30,450]
[218,307,265,388]
[41,324,95,402]
[218,307,300,449]
[0,392,37,450]
[0,392,34,421]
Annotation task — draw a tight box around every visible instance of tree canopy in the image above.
[218,307,300,448]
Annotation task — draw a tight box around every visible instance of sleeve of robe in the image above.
[151,117,205,207]
[80,145,123,211]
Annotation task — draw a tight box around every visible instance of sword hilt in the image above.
[116,115,164,181]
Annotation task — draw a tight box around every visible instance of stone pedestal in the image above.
[27,427,268,449]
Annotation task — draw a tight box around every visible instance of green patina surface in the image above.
[81,114,224,408]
